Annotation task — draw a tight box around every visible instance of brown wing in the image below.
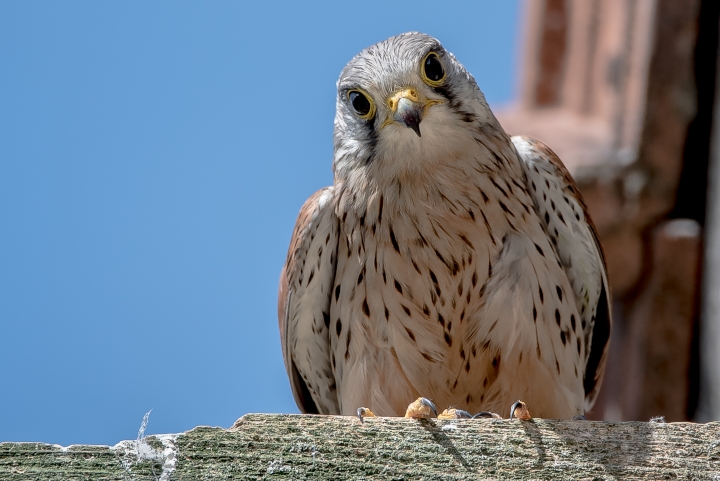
[513,135,612,411]
[278,187,340,414]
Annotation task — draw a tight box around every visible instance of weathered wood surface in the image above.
[1,414,719,480]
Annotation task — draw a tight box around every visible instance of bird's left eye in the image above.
[347,89,376,119]
[421,52,445,86]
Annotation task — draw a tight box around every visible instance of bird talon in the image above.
[438,408,473,420]
[510,400,532,420]
[405,397,437,419]
[356,407,375,423]
[472,411,502,419]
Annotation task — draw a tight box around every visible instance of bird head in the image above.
[333,32,498,186]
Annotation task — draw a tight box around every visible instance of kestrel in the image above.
[278,32,611,420]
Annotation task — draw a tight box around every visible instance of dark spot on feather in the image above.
[472,346,477,357]
[382,269,387,284]
[577,338,581,354]
[422,304,430,316]
[555,309,561,325]
[472,271,478,287]
[468,208,476,220]
[362,299,370,316]
[323,312,330,329]
[405,327,416,342]
[412,259,421,274]
[421,352,435,362]
[402,305,411,316]
[307,269,315,284]
[378,195,383,223]
[555,359,560,373]
[357,270,363,285]
[460,309,465,321]
[464,361,470,372]
[539,286,544,303]
[533,305,537,321]
[556,285,563,301]
[335,285,341,301]
[438,313,445,327]
[459,234,474,249]
[335,319,342,336]
[488,319,498,333]
[544,212,550,223]
[535,243,544,256]
[492,354,500,370]
[447,321,452,332]
[491,178,508,198]
[390,228,400,252]
[445,332,453,347]
[558,212,566,224]
[571,314,576,331]
[560,330,566,345]
[460,349,466,360]
[481,190,489,203]
[394,280,403,294]
[499,201,513,216]
[385,306,389,320]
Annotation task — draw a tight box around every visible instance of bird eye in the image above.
[347,89,375,119]
[421,52,445,86]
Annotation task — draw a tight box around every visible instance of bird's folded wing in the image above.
[512,136,612,411]
[278,187,340,414]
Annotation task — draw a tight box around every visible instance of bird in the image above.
[278,32,611,420]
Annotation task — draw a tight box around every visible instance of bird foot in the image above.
[509,400,532,420]
[438,408,473,420]
[404,397,437,419]
[356,407,376,423]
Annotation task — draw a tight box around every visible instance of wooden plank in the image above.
[1,414,719,480]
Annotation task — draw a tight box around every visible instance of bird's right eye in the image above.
[347,89,375,119]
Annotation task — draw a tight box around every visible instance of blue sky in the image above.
[0,1,519,445]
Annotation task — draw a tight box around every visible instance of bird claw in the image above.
[438,408,473,420]
[471,411,502,419]
[510,400,532,420]
[405,397,437,419]
[571,414,587,421]
[356,407,376,424]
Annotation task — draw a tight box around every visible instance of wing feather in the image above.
[278,187,340,414]
[513,136,612,411]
